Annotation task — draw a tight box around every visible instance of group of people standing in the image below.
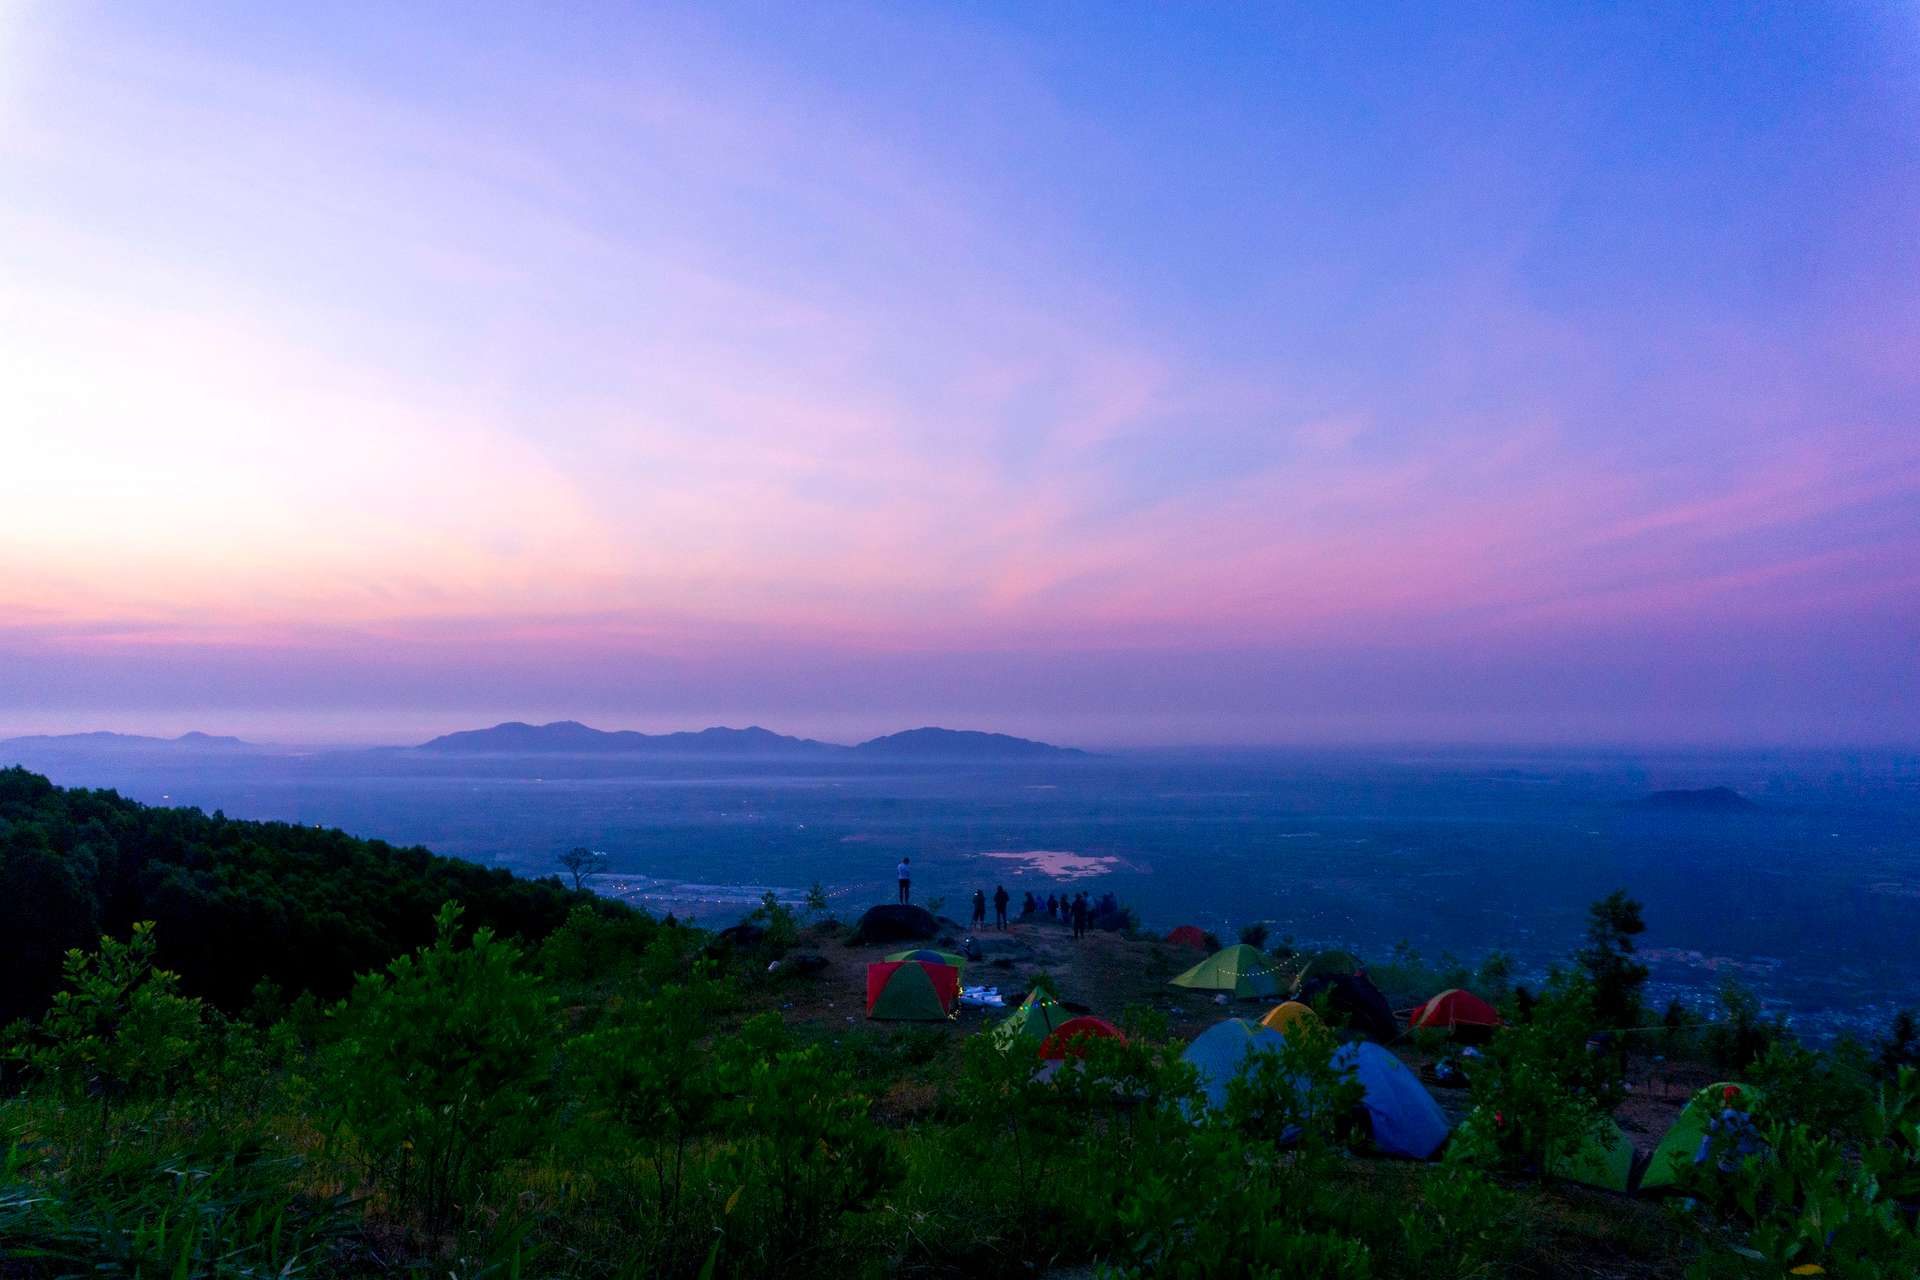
[898,858,1105,941]
[1052,890,1093,939]
[967,884,1096,938]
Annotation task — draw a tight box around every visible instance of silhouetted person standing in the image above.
[1047,893,1059,920]
[897,856,911,904]
[971,888,987,929]
[1071,892,1088,939]
[993,884,1010,930]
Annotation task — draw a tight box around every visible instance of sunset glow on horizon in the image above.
[3,4,1917,744]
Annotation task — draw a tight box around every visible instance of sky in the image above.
[1,2,1916,747]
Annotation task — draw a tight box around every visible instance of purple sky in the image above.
[2,4,1916,746]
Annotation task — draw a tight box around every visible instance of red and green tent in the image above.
[865,959,959,1021]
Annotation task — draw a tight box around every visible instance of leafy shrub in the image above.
[1673,1065,1920,1277]
[12,921,205,1108]
[1450,972,1621,1183]
[746,890,800,956]
[563,978,725,1271]
[318,901,556,1236]
[1474,951,1515,998]
[712,1013,901,1272]
[536,901,657,986]
[1576,889,1648,1030]
[1701,979,1789,1072]
[1098,1126,1374,1279]
[1222,1015,1363,1160]
[1876,1009,1920,1078]
[1238,922,1270,948]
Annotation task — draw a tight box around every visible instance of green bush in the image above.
[1576,889,1648,1030]
[12,921,205,1109]
[1701,979,1789,1072]
[563,978,725,1272]
[711,1014,901,1272]
[1677,1065,1920,1277]
[537,902,658,987]
[318,901,556,1237]
[1450,972,1621,1184]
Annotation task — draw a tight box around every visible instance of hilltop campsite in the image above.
[3,772,1918,1278]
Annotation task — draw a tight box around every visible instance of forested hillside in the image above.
[0,766,611,1022]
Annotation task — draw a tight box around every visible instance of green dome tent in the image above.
[1641,1082,1762,1192]
[993,989,1074,1050]
[1170,944,1283,1000]
[1550,1117,1636,1192]
[1287,949,1363,993]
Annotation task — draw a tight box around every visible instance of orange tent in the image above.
[1166,925,1208,949]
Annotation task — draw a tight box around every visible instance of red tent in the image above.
[1408,988,1501,1035]
[865,960,960,1019]
[1166,925,1208,949]
[1038,1015,1127,1060]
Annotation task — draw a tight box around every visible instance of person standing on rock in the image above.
[897,856,912,904]
[993,884,1010,930]
[971,888,987,929]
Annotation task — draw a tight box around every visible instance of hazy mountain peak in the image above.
[851,726,1087,759]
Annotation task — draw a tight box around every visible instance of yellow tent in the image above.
[1259,1000,1322,1038]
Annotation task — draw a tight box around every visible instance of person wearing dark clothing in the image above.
[897,857,911,904]
[1022,891,1037,918]
[971,889,987,929]
[1047,893,1059,920]
[1071,892,1088,939]
[993,884,1010,930]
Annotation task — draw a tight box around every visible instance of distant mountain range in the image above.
[414,721,843,756]
[414,720,1089,759]
[0,730,251,752]
[1,721,1091,762]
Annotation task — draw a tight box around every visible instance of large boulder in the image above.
[710,921,767,950]
[852,903,939,944]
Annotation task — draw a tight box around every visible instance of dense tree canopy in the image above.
[0,767,622,1023]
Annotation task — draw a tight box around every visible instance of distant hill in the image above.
[850,727,1089,759]
[415,720,841,756]
[0,730,252,754]
[415,720,1088,760]
[1634,786,1759,812]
